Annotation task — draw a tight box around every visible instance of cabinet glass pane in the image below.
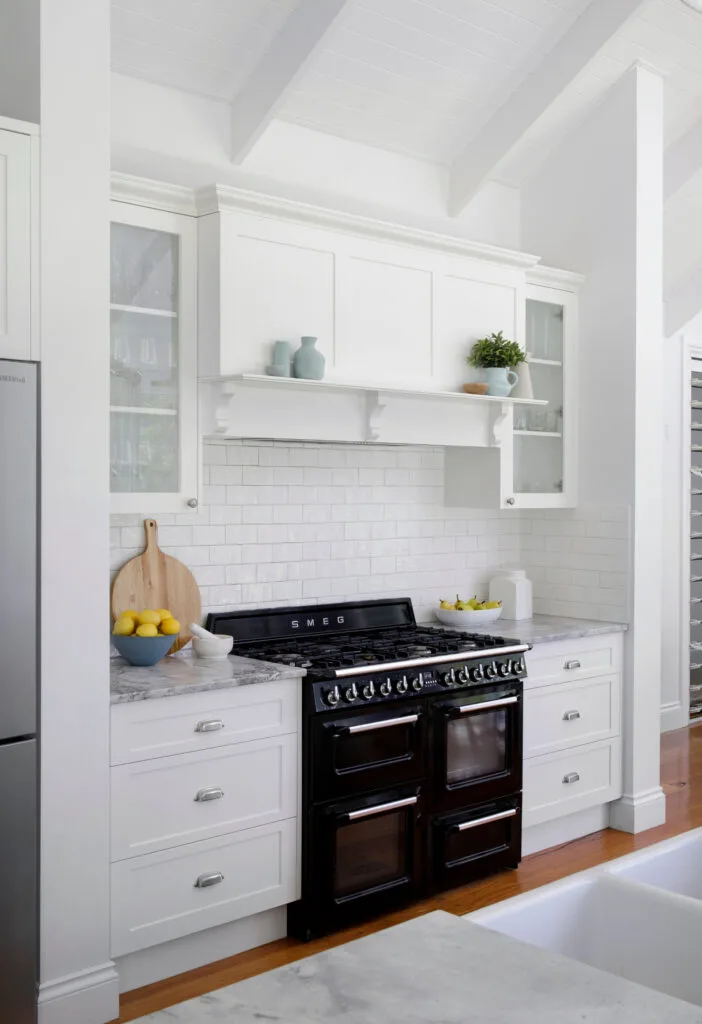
[692,364,702,718]
[110,223,180,495]
[517,298,566,495]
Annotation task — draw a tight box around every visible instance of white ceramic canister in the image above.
[489,569,533,620]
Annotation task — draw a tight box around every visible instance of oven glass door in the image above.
[431,798,521,894]
[432,685,522,811]
[312,703,425,801]
[308,786,424,932]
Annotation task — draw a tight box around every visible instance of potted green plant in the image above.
[467,331,526,397]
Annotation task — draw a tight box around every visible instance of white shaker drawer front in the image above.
[525,634,623,690]
[111,818,298,956]
[111,734,297,861]
[111,680,300,765]
[523,740,621,828]
[524,676,621,759]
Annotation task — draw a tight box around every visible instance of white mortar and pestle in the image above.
[189,623,234,660]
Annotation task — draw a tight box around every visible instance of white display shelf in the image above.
[514,430,562,438]
[201,373,548,406]
[111,406,177,417]
[111,303,177,319]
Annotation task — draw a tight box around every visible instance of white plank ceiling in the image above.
[111,0,702,185]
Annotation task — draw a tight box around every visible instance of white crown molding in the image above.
[196,184,541,269]
[0,114,40,135]
[527,264,585,289]
[110,172,198,216]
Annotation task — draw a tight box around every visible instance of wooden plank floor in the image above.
[116,725,702,1023]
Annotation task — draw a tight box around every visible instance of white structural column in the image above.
[522,65,666,834]
[449,0,647,217]
[230,0,349,165]
[39,1,116,1023]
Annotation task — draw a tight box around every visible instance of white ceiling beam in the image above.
[665,117,702,201]
[665,262,702,337]
[229,0,350,165]
[449,0,648,217]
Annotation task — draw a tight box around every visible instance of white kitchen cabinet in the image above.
[522,633,623,833]
[110,679,301,958]
[0,123,37,362]
[110,202,198,513]
[514,277,578,508]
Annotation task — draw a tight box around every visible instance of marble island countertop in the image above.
[427,612,627,644]
[132,910,702,1023]
[110,650,305,704]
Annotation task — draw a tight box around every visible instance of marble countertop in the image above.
[425,612,627,645]
[132,910,702,1023]
[110,650,305,704]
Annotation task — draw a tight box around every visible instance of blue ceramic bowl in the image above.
[112,633,175,667]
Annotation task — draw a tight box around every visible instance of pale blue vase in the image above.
[293,336,325,380]
[484,367,518,397]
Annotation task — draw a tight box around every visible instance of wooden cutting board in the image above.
[111,519,201,652]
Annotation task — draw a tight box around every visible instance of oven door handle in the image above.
[451,695,519,715]
[451,808,518,832]
[342,713,420,735]
[345,796,418,821]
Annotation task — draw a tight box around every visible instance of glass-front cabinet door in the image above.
[513,282,577,508]
[110,203,198,513]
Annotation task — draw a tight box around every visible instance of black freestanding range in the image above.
[207,598,528,941]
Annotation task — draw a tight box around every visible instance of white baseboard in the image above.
[609,787,667,833]
[38,962,119,1024]
[522,804,609,856]
[661,701,685,732]
[116,907,286,994]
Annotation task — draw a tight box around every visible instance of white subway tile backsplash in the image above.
[110,442,631,624]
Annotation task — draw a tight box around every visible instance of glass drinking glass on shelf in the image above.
[514,408,527,431]
[544,411,558,432]
[530,409,547,432]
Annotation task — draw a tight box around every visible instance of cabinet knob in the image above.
[505,497,516,506]
[187,497,198,509]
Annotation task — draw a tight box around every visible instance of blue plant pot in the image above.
[112,633,175,666]
[484,367,518,397]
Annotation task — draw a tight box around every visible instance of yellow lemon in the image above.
[155,608,172,623]
[136,623,159,638]
[159,617,180,636]
[138,609,161,627]
[113,616,135,636]
[122,609,139,620]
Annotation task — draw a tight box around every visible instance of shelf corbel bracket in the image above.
[364,390,387,442]
[209,379,238,435]
[490,402,513,447]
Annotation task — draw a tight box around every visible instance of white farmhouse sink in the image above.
[468,829,702,1008]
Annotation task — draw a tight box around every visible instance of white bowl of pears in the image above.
[435,595,503,627]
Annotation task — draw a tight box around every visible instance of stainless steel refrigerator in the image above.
[0,359,38,1022]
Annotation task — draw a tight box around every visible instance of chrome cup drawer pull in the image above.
[564,659,581,670]
[194,787,225,802]
[194,719,225,733]
[562,709,581,722]
[194,871,224,889]
[562,771,580,785]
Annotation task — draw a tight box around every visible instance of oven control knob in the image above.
[411,675,424,692]
[344,683,359,703]
[441,669,455,687]
[469,665,484,683]
[379,679,392,697]
[325,686,341,707]
[396,676,409,694]
[497,661,510,678]
[484,661,498,679]
[512,658,525,674]
[362,681,375,701]
[456,667,469,685]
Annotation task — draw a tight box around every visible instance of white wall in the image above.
[521,65,666,833]
[39,0,116,1022]
[110,73,521,252]
[0,0,40,124]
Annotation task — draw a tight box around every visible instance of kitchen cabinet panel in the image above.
[0,127,34,361]
[111,733,297,860]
